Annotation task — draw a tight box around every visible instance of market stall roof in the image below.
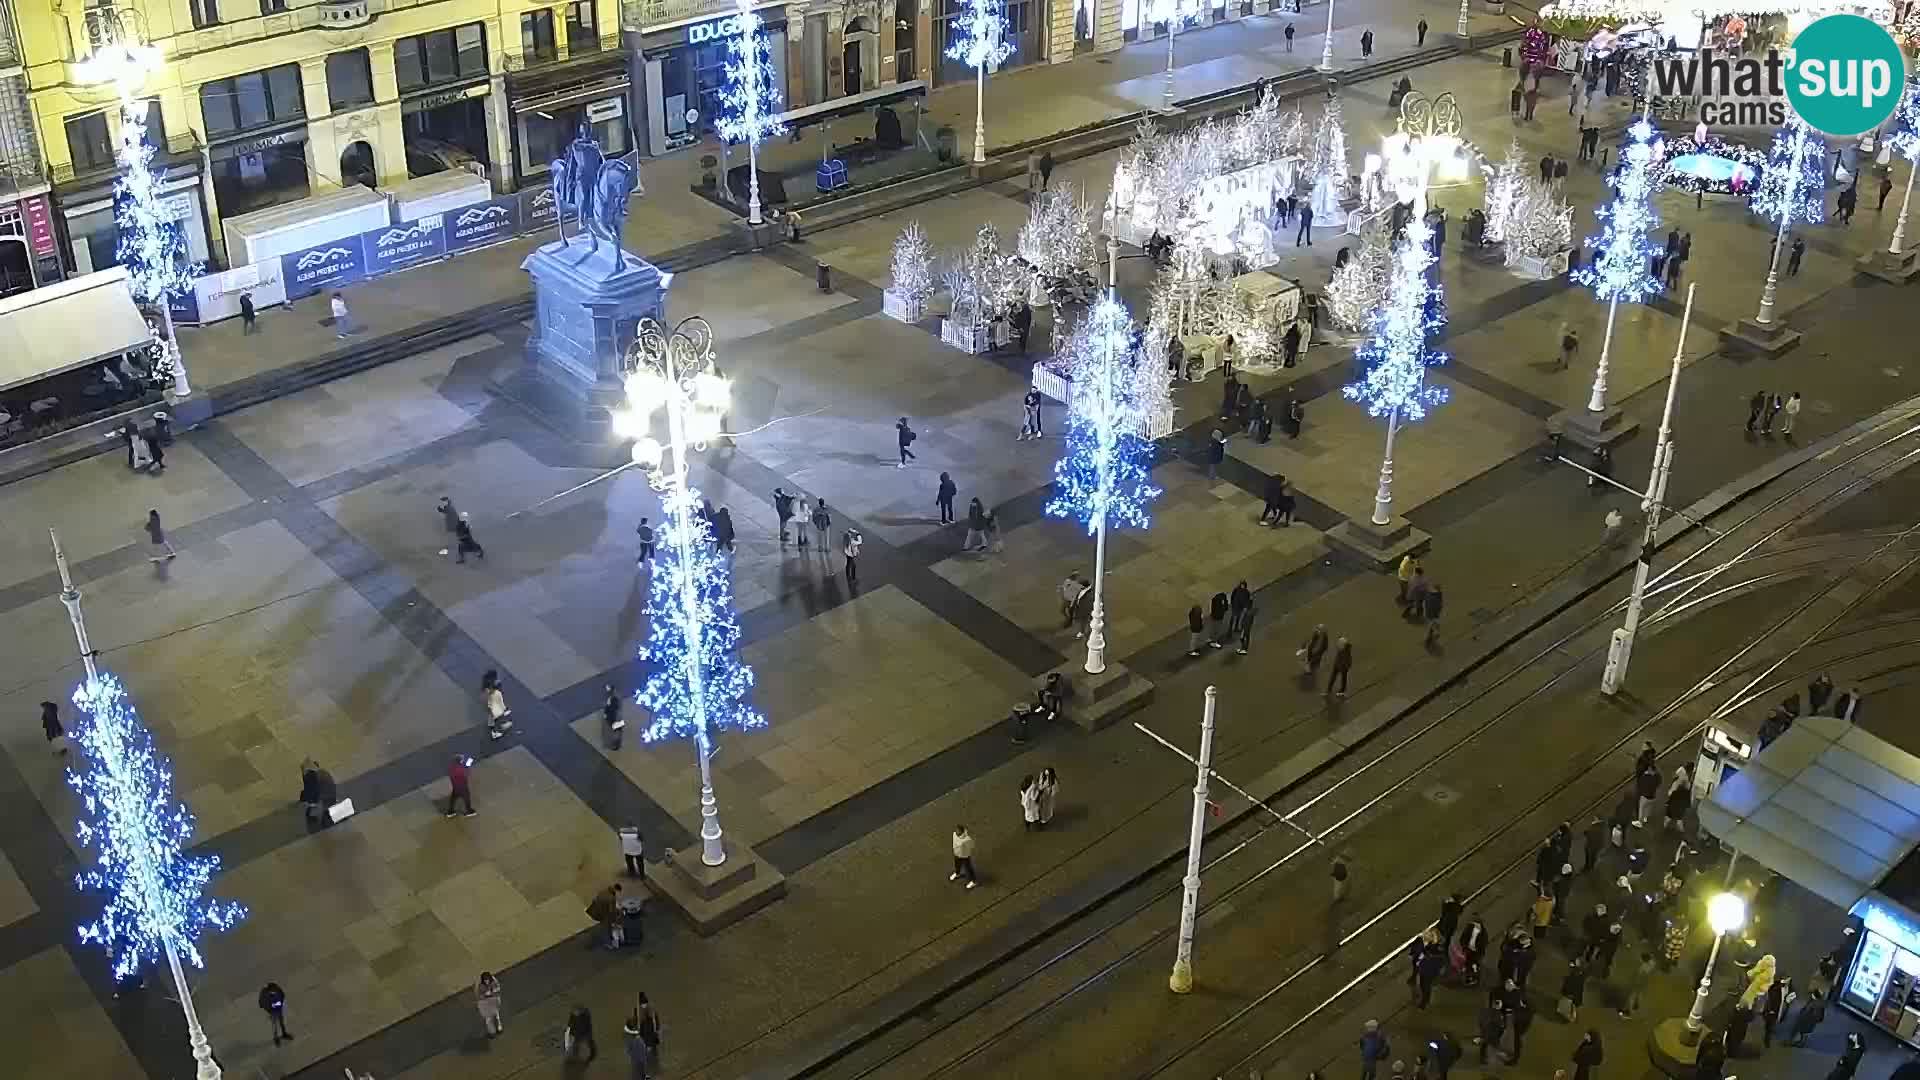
[0,267,151,394]
[1698,714,1920,913]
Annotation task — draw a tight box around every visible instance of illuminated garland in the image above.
[69,672,245,980]
[1887,76,1920,164]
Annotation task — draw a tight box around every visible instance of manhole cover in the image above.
[1424,784,1459,806]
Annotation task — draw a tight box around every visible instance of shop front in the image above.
[57,159,213,277]
[506,51,633,187]
[629,1,790,156]
[401,82,494,180]
[933,0,1038,86]
[206,125,312,221]
[0,192,60,295]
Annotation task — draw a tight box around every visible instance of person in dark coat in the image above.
[1437,893,1464,944]
[1695,1031,1728,1080]
[936,473,957,525]
[1423,586,1444,645]
[1560,956,1588,1021]
[1571,1029,1603,1080]
[1725,1001,1754,1056]
[1459,913,1488,984]
[40,701,65,754]
[1476,991,1507,1064]
[1788,989,1827,1046]
[1508,995,1533,1063]
[566,1005,598,1062]
[1208,591,1231,648]
[1581,818,1606,873]
[1826,1032,1866,1080]
[1186,605,1207,657]
[1327,638,1353,697]
[455,513,485,563]
[1761,978,1789,1046]
[1229,581,1253,636]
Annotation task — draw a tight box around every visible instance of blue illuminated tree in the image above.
[1343,215,1449,526]
[68,672,245,980]
[115,98,197,391]
[1046,294,1163,673]
[946,0,1014,165]
[1572,118,1664,413]
[716,0,786,225]
[637,483,765,860]
[1883,77,1920,254]
[1748,114,1826,324]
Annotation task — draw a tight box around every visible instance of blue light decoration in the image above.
[945,0,1016,74]
[67,672,244,980]
[636,485,766,746]
[114,101,197,316]
[1887,76,1920,164]
[1045,294,1163,533]
[714,0,786,148]
[1749,114,1827,229]
[1575,119,1664,306]
[1343,216,1450,424]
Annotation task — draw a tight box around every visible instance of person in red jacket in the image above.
[447,755,476,817]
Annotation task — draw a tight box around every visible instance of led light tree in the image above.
[1326,212,1392,332]
[1482,138,1527,244]
[1503,176,1571,272]
[1571,118,1662,414]
[1019,185,1096,287]
[1883,77,1920,256]
[1344,216,1450,526]
[1047,294,1164,674]
[1144,0,1203,109]
[1748,114,1825,326]
[946,0,1015,166]
[52,530,242,1080]
[1307,96,1351,220]
[617,317,766,867]
[885,221,936,321]
[717,0,787,226]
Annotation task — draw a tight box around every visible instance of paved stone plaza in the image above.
[1,4,1918,1078]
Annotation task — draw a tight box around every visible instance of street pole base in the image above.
[733,218,780,250]
[1550,406,1641,452]
[650,839,787,935]
[1169,959,1194,994]
[1858,246,1920,283]
[1324,515,1432,570]
[1718,317,1803,359]
[1649,1017,1709,1076]
[1042,660,1156,732]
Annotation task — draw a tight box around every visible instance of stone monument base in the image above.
[1042,661,1156,733]
[648,839,787,936]
[1719,316,1802,358]
[506,238,669,436]
[1325,515,1432,570]
[1858,245,1920,283]
[1551,404,1641,452]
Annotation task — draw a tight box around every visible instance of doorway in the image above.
[1075,0,1096,52]
[340,140,375,188]
[843,16,875,95]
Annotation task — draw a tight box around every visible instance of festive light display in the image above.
[1750,114,1826,229]
[1326,212,1392,331]
[716,0,786,223]
[1308,96,1351,207]
[1886,76,1920,163]
[1018,185,1096,282]
[1343,217,1450,424]
[1574,119,1663,303]
[889,221,935,301]
[947,0,1015,73]
[1661,133,1765,195]
[115,103,197,318]
[1047,295,1164,533]
[1503,177,1572,268]
[1483,138,1527,244]
[68,672,245,980]
[636,486,766,747]
[1521,24,1551,69]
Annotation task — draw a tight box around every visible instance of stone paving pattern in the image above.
[0,2,1914,1077]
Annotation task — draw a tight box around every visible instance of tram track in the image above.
[775,421,1920,1080]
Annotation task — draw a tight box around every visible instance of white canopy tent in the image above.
[0,267,153,395]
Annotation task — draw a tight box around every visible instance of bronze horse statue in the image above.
[549,124,642,270]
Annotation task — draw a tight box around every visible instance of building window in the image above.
[894,0,917,80]
[141,98,167,152]
[189,0,221,29]
[566,2,599,53]
[522,10,557,63]
[65,111,114,173]
[259,0,288,11]
[937,0,1029,83]
[326,49,375,111]
[199,64,306,139]
[395,23,489,92]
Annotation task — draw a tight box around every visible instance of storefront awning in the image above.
[1698,715,1920,913]
[0,267,151,393]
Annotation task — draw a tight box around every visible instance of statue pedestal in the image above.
[499,238,670,434]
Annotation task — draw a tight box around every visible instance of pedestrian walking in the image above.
[713,507,736,552]
[1327,637,1353,697]
[1763,392,1784,433]
[1557,325,1580,370]
[455,512,485,563]
[1301,623,1329,675]
[1827,1032,1866,1080]
[446,754,476,817]
[1460,913,1488,984]
[634,992,663,1073]
[842,527,863,585]
[625,1014,651,1078]
[1360,28,1374,56]
[482,669,512,738]
[1186,604,1207,657]
[1403,565,1429,620]
[964,497,988,552]
[41,701,66,755]
[586,882,625,949]
[1880,171,1895,210]
[1524,84,1540,120]
[635,517,656,563]
[1038,766,1058,826]
[1020,775,1041,831]
[1228,580,1253,636]
[1296,203,1315,246]
[1236,602,1256,655]
[330,291,354,337]
[1788,237,1806,275]
[895,416,917,466]
[1396,553,1416,603]
[1580,817,1605,873]
[1762,976,1789,1046]
[936,473,957,525]
[1782,391,1802,436]
[144,509,177,561]
[1059,571,1086,628]
[1025,150,1041,191]
[773,487,796,541]
[1205,428,1226,479]
[1663,767,1692,830]
[437,495,462,535]
[1417,17,1428,44]
[1414,929,1446,1006]
[1038,150,1055,191]
[476,972,504,1036]
[1508,995,1533,1063]
[1021,388,1044,439]
[1285,22,1295,50]
[1838,184,1858,224]
[1208,590,1231,648]
[620,823,645,879]
[1423,586,1444,645]
[1788,988,1827,1046]
[1477,991,1507,1064]
[950,824,978,888]
[811,498,832,552]
[1746,389,1767,432]
[239,291,258,333]
[1665,253,1683,289]
[259,982,293,1045]
[565,1005,598,1062]
[1359,1019,1391,1080]
[1570,1030,1603,1080]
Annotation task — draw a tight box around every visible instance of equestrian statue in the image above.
[549,123,642,271]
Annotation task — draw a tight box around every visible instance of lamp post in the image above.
[946,0,1015,166]
[52,531,228,1080]
[717,0,786,227]
[1686,892,1749,1038]
[1455,0,1469,38]
[617,317,742,867]
[1168,685,1217,994]
[1754,133,1805,327]
[1318,0,1337,72]
[1885,79,1920,256]
[1600,284,1692,696]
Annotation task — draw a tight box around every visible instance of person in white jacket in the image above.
[1020,776,1041,832]
[950,825,977,888]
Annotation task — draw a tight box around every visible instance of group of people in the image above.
[769,486,871,580]
[1185,580,1262,658]
[1018,768,1061,831]
[559,991,665,1075]
[1651,228,1695,291]
[118,411,173,473]
[1298,624,1355,696]
[1394,554,1446,646]
[1743,390,1803,437]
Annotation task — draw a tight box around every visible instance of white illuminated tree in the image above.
[1502,176,1571,269]
[890,222,935,300]
[1571,118,1663,413]
[1482,138,1527,244]
[716,0,787,226]
[946,0,1014,166]
[1343,216,1449,526]
[1018,184,1096,283]
[1326,213,1392,332]
[1307,96,1351,220]
[1748,113,1825,327]
[1884,76,1920,256]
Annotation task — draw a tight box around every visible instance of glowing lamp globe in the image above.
[692,371,731,411]
[625,370,668,414]
[631,437,664,468]
[611,408,647,441]
[1708,892,1747,935]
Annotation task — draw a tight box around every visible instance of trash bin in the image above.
[816,261,832,292]
[936,125,958,162]
[1503,47,1513,68]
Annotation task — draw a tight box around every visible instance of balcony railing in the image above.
[0,0,21,71]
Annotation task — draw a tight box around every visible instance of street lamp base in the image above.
[1549,405,1640,453]
[1858,245,1920,282]
[1648,1017,1712,1076]
[1323,516,1431,571]
[1040,659,1156,733]
[651,838,788,936]
[1169,958,1194,993]
[1717,317,1803,360]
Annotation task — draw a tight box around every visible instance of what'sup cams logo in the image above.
[1650,14,1905,135]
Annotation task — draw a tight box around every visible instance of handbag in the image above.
[328,799,356,823]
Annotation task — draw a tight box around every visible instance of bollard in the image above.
[1503,47,1513,68]
[816,261,832,292]
[1010,704,1032,743]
